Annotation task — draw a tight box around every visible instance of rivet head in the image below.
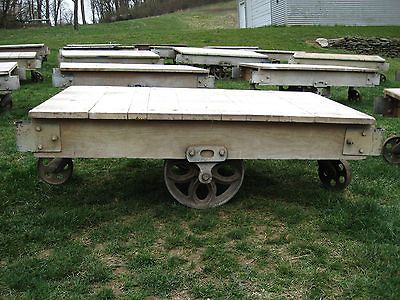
[37,144,43,150]
[35,126,41,132]
[362,131,367,136]
[359,148,364,154]
[51,135,58,141]
[219,149,226,156]
[188,150,195,157]
[202,173,211,181]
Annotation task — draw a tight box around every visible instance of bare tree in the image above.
[80,0,85,24]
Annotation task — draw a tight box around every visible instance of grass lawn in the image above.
[1,1,400,299]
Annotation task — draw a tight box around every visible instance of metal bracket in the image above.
[343,127,384,156]
[52,68,73,88]
[186,146,228,184]
[197,75,215,88]
[313,81,328,88]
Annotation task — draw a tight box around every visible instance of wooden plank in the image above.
[0,62,18,75]
[174,47,268,59]
[0,52,37,59]
[29,86,106,119]
[29,86,375,125]
[240,63,377,73]
[127,87,151,120]
[292,52,385,62]
[384,88,400,101]
[60,49,159,59]
[0,43,45,49]
[59,62,208,73]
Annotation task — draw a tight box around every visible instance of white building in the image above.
[238,0,400,28]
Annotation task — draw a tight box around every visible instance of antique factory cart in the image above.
[174,47,269,79]
[240,63,381,101]
[52,62,214,88]
[0,44,50,60]
[289,52,389,81]
[374,88,400,164]
[0,52,42,81]
[0,62,20,110]
[16,86,384,209]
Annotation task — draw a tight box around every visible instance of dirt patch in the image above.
[37,249,53,259]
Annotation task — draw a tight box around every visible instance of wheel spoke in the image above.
[165,160,198,183]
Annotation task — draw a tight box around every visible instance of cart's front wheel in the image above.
[164,159,244,209]
[348,88,362,102]
[37,158,73,185]
[31,70,44,82]
[382,136,400,164]
[318,160,352,190]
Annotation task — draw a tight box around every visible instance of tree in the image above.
[80,0,85,24]
[72,0,77,29]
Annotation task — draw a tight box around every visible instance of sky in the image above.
[65,0,93,23]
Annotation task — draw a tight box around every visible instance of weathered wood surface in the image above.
[0,43,45,49]
[290,52,389,72]
[29,86,375,125]
[59,50,161,64]
[384,88,400,100]
[254,49,296,61]
[58,62,208,73]
[53,63,214,88]
[0,52,42,80]
[0,43,49,58]
[206,46,260,50]
[0,52,37,59]
[240,63,381,87]
[0,62,18,75]
[174,47,267,58]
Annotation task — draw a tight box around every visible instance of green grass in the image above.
[1,1,400,298]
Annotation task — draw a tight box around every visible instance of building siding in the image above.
[239,0,400,27]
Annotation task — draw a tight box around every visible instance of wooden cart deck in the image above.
[254,50,297,62]
[0,52,42,80]
[59,49,161,64]
[52,62,214,88]
[16,86,384,208]
[174,47,269,66]
[0,43,50,59]
[290,52,389,72]
[240,63,380,98]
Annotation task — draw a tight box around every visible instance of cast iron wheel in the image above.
[164,159,244,209]
[382,136,400,164]
[37,158,74,185]
[318,160,352,190]
[380,74,387,83]
[0,94,12,111]
[31,70,44,82]
[348,88,362,102]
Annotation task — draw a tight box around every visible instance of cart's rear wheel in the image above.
[37,158,73,185]
[382,136,400,164]
[348,88,362,102]
[31,70,44,82]
[318,160,352,190]
[164,159,244,209]
[0,94,12,111]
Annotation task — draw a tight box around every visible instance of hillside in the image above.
[1,1,400,299]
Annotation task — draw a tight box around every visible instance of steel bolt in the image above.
[37,144,43,150]
[188,150,195,157]
[359,148,364,154]
[346,139,354,145]
[35,126,41,132]
[362,131,367,136]
[51,135,58,142]
[219,149,226,156]
[202,173,211,182]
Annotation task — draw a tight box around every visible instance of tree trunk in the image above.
[72,0,78,29]
[80,0,85,24]
[45,0,50,24]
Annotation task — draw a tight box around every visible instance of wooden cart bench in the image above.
[59,49,161,64]
[0,62,20,110]
[52,62,214,88]
[240,63,380,100]
[16,86,384,209]
[0,52,42,81]
[289,52,389,81]
[0,43,50,60]
[174,47,269,79]
[205,46,260,50]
